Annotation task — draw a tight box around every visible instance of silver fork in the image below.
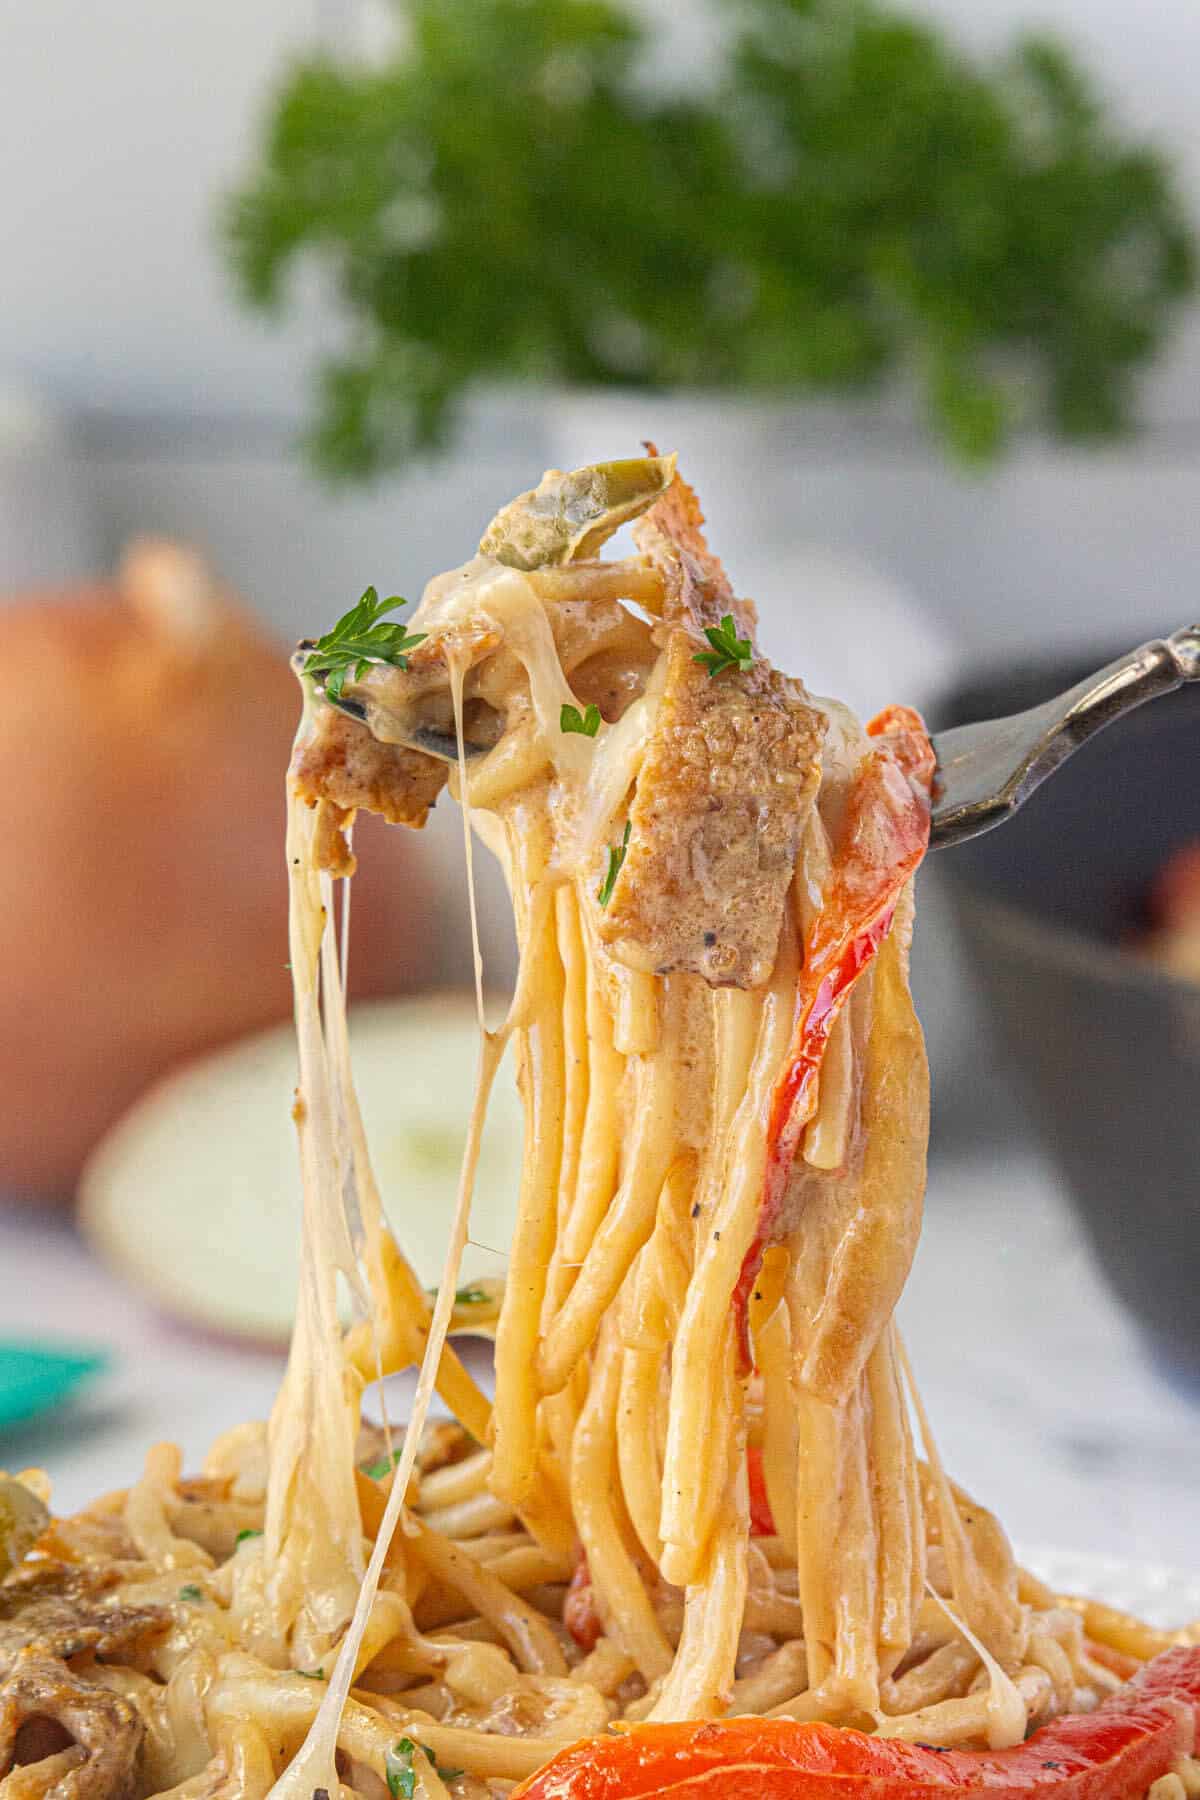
[928,625,1199,850]
[324,626,1199,849]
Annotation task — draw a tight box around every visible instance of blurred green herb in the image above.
[303,586,426,699]
[427,1283,495,1307]
[453,1285,490,1305]
[224,0,1193,479]
[360,1446,404,1480]
[235,1528,263,1545]
[561,702,602,737]
[178,1583,204,1603]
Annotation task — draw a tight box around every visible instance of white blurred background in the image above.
[2,0,1199,655]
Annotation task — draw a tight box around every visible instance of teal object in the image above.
[0,1341,109,1433]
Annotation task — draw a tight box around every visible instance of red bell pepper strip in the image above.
[747,1444,777,1538]
[867,703,938,794]
[732,707,935,1356]
[513,1644,1200,1799]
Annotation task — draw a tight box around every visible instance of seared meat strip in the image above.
[599,635,825,986]
[600,472,826,988]
[0,1656,143,1799]
[0,1566,166,1682]
[291,703,447,835]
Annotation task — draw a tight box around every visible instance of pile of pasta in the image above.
[6,1418,1196,1800]
[4,458,1198,1800]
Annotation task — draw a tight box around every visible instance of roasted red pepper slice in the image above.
[732,708,935,1355]
[513,1645,1200,1799]
[746,1445,776,1538]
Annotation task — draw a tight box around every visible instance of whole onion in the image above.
[0,541,428,1197]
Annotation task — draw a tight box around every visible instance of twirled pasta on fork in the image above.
[2,458,1197,1800]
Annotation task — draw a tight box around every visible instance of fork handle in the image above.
[929,623,1199,850]
[1162,623,1200,679]
[1036,623,1199,744]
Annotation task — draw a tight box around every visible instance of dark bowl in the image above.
[934,654,1200,1380]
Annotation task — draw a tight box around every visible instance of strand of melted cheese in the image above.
[263,803,367,1674]
[271,584,624,1792]
[920,1583,1027,1751]
[268,661,508,1798]
[897,1334,1026,1751]
[451,648,488,1029]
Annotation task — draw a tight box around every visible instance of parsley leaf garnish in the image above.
[297,1666,325,1679]
[560,701,601,737]
[422,1743,464,1783]
[360,1446,404,1481]
[303,586,427,701]
[693,613,753,678]
[178,1583,204,1603]
[597,819,632,908]
[235,1528,263,1545]
[385,1738,418,1799]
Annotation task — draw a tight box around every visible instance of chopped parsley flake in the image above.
[386,1739,418,1799]
[597,819,632,908]
[693,612,753,678]
[422,1743,464,1783]
[360,1446,404,1481]
[386,1740,462,1793]
[560,701,601,737]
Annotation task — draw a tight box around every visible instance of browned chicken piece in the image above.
[291,703,448,834]
[600,637,825,986]
[601,473,826,988]
[0,1565,167,1681]
[0,1656,144,1798]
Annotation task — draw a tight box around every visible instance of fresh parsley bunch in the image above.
[224,0,1194,479]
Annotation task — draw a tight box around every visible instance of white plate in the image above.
[79,998,523,1345]
[1021,1545,1200,1632]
